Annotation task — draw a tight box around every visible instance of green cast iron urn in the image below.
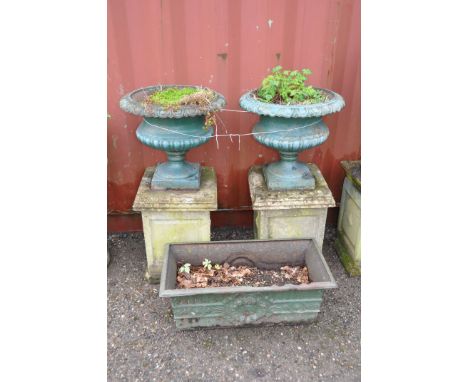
[239,88,345,190]
[120,85,226,189]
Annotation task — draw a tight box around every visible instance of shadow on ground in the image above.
[107,226,360,382]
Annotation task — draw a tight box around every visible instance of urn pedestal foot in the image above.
[133,166,218,282]
[151,152,201,190]
[263,152,315,190]
[249,164,335,250]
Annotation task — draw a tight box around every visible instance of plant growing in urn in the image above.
[120,85,226,189]
[239,66,345,190]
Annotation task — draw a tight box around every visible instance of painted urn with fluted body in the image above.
[240,88,345,190]
[120,85,225,189]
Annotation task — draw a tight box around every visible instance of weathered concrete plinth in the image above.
[336,161,361,276]
[133,166,217,283]
[248,164,335,250]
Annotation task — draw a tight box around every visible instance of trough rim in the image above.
[159,238,337,298]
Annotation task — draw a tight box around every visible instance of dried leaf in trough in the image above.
[176,262,311,289]
[231,266,252,279]
[281,265,296,279]
[193,273,209,287]
[206,269,215,277]
[177,275,194,289]
[297,267,309,284]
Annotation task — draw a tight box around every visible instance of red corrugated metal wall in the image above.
[107,0,361,232]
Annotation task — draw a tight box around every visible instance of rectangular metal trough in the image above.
[159,238,337,330]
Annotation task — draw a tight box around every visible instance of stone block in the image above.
[249,164,335,250]
[133,166,217,282]
[336,175,361,276]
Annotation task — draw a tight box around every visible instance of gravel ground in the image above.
[107,226,360,382]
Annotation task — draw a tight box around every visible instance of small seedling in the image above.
[214,264,222,270]
[179,263,191,274]
[202,258,212,270]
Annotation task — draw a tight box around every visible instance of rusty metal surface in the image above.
[107,0,361,230]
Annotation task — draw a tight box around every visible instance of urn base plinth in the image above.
[133,166,218,282]
[249,164,335,250]
[151,157,200,190]
[263,152,315,190]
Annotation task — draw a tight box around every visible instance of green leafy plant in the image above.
[178,263,191,274]
[202,258,212,270]
[256,66,325,105]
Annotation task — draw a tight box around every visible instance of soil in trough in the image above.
[176,262,311,289]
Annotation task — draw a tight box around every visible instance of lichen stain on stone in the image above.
[248,165,335,209]
[335,236,360,276]
[133,167,217,211]
[217,53,228,60]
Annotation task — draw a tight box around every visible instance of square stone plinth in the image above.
[133,166,217,283]
[249,164,335,250]
[336,162,361,276]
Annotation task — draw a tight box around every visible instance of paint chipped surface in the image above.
[115,171,124,184]
[267,19,273,28]
[112,135,119,149]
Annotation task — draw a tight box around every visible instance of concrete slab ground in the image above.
[107,226,360,382]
